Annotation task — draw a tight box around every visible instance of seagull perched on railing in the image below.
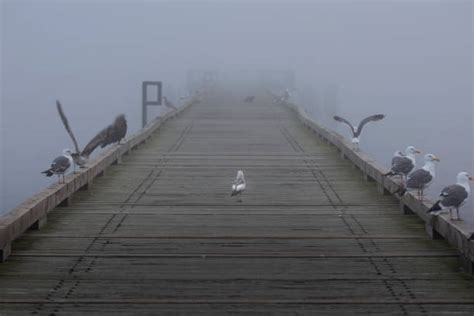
[41,149,73,183]
[397,154,440,200]
[56,100,127,169]
[163,96,178,111]
[231,170,246,202]
[384,146,421,184]
[333,114,385,151]
[428,172,473,220]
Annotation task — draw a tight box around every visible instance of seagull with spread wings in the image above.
[333,114,385,151]
[56,100,127,169]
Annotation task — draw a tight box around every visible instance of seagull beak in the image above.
[415,149,422,154]
[433,156,440,162]
[469,176,474,181]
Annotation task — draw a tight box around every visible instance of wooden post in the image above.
[29,216,47,230]
[0,243,11,262]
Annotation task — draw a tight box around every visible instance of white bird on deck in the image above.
[41,149,73,183]
[333,114,385,151]
[231,170,246,202]
[398,153,440,200]
[384,146,422,184]
[428,172,473,220]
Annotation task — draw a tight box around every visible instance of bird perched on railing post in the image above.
[56,100,127,170]
[384,146,422,184]
[333,114,385,151]
[41,149,73,183]
[396,154,440,200]
[428,172,473,220]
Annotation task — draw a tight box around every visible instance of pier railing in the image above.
[0,96,197,261]
[285,101,474,273]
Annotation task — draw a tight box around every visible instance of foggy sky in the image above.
[1,1,472,215]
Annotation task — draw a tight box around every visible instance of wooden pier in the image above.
[0,90,473,314]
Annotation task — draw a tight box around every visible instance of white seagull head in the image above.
[424,154,440,163]
[457,172,474,183]
[62,148,73,156]
[405,146,421,155]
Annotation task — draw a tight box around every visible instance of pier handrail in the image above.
[285,101,474,273]
[0,97,197,261]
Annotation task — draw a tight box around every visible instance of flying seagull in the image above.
[41,149,73,183]
[333,114,385,151]
[384,146,421,183]
[397,154,440,200]
[56,100,87,171]
[428,172,473,220]
[80,113,128,158]
[231,170,246,202]
[163,96,178,111]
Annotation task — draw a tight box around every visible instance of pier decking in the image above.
[0,91,473,314]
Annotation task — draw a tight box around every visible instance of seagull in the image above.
[397,154,440,200]
[428,172,473,220]
[384,146,422,183]
[80,113,128,159]
[231,170,246,202]
[163,96,178,111]
[57,101,127,166]
[41,149,73,183]
[333,114,385,151]
[56,100,87,171]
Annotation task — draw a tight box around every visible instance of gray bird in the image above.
[398,154,440,200]
[428,172,473,220]
[56,101,127,169]
[333,114,385,151]
[384,146,421,183]
[41,149,73,183]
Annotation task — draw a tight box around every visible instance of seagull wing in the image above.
[56,100,81,153]
[439,184,468,207]
[81,114,127,157]
[333,115,356,136]
[355,114,385,137]
[81,126,111,157]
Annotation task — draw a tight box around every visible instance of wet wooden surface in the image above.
[0,90,473,315]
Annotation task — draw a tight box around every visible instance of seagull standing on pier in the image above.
[428,172,473,220]
[333,114,385,151]
[397,154,440,200]
[41,149,73,183]
[231,170,246,202]
[384,146,421,184]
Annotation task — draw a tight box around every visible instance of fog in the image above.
[1,1,472,220]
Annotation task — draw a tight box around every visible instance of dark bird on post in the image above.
[81,114,127,158]
[428,172,473,221]
[333,114,385,151]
